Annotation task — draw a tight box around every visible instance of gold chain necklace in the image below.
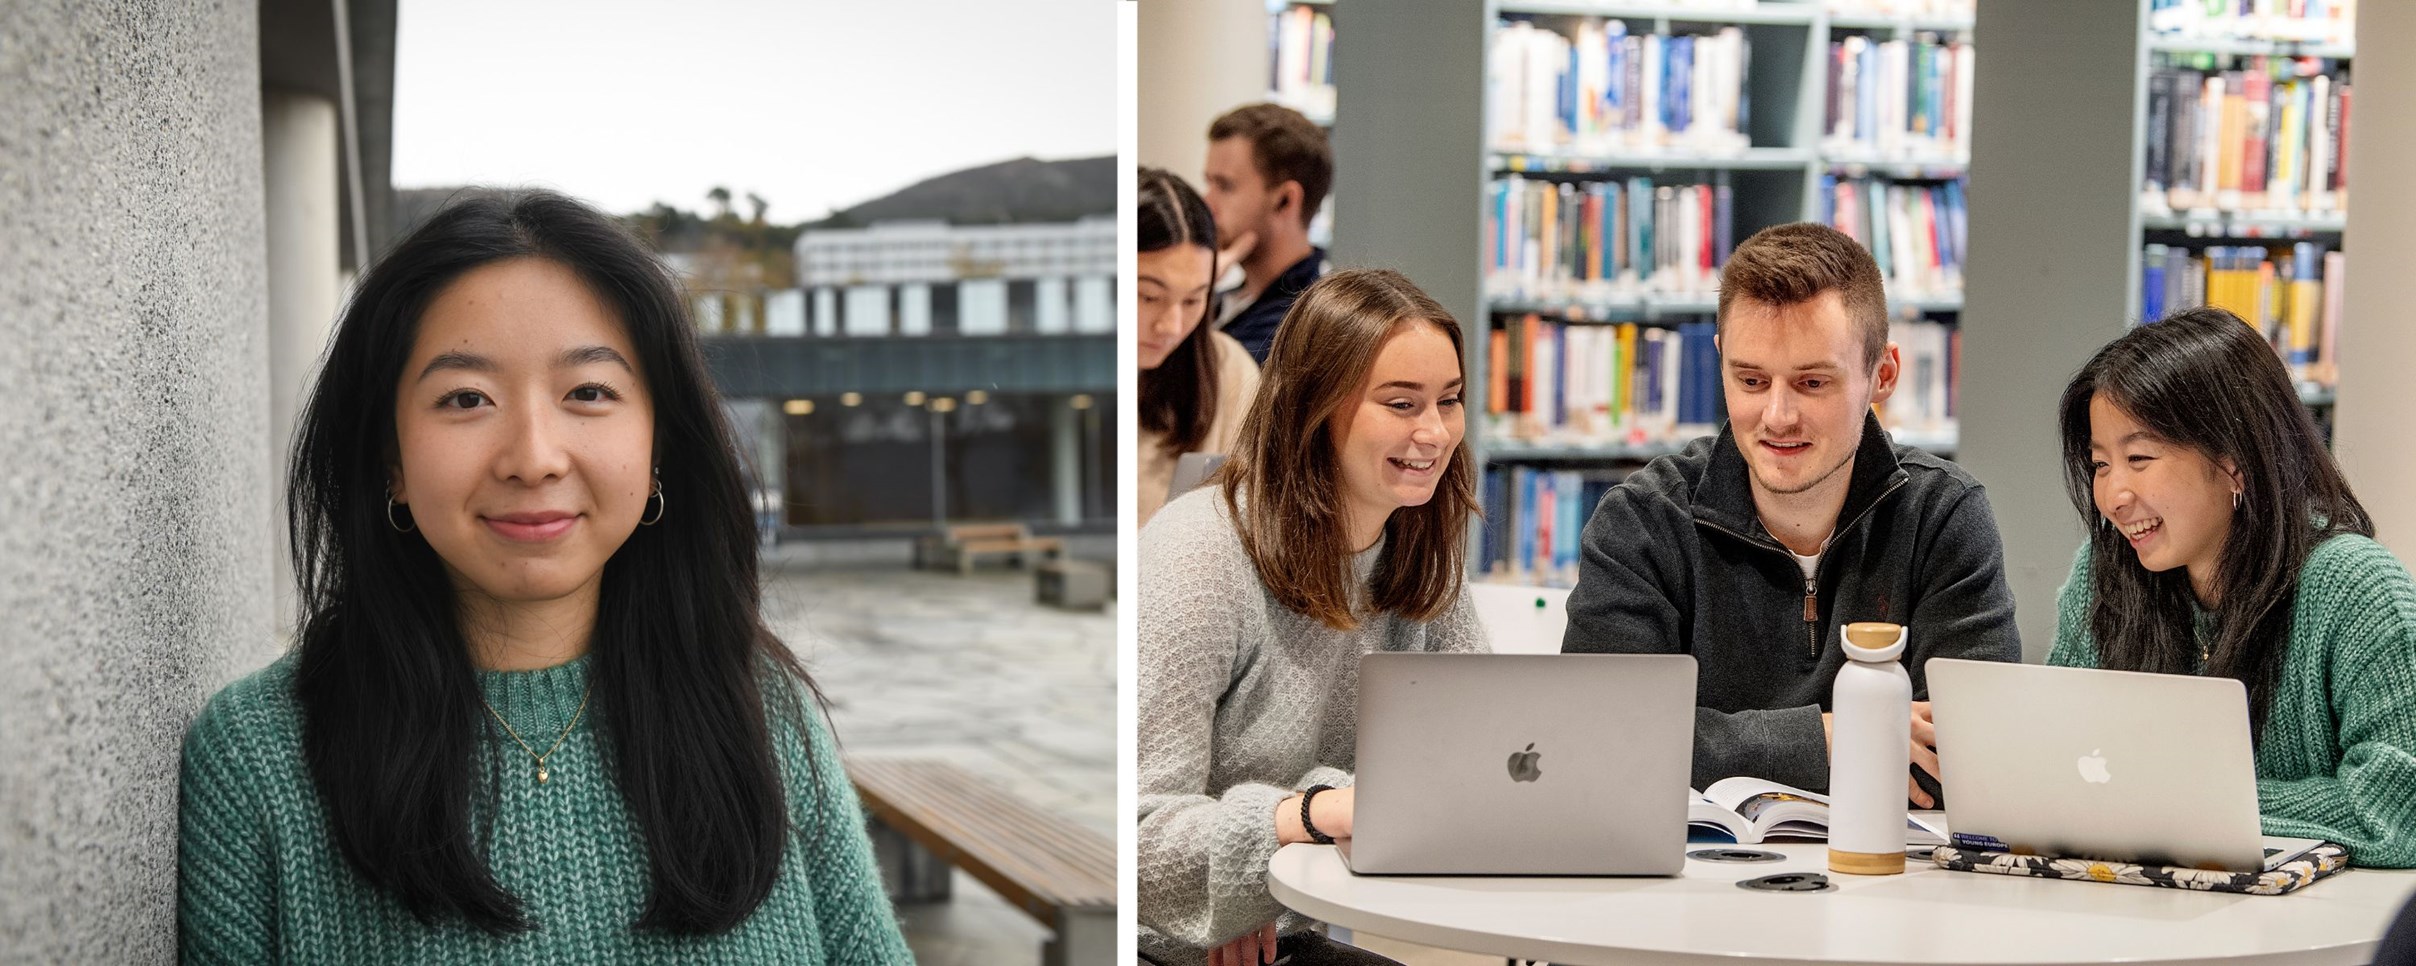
[481,681,593,785]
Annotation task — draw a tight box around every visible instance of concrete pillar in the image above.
[2333,5,2414,554]
[840,285,888,336]
[899,283,932,336]
[0,3,274,960]
[1054,399,1083,526]
[1956,0,2145,659]
[262,88,342,637]
[1137,0,1268,175]
[812,287,838,337]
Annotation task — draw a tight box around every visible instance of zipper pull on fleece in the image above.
[1803,576,1818,623]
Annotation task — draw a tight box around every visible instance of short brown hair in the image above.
[1716,223,1889,369]
[1208,103,1334,227]
[1219,269,1475,630]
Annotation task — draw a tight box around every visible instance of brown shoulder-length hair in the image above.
[1219,268,1478,630]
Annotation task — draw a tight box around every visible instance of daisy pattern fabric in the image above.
[1930,843,2351,896]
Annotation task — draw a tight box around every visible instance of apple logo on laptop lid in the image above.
[2077,748,2113,784]
[1507,743,1542,782]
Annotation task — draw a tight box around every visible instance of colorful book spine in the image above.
[1488,19,1750,154]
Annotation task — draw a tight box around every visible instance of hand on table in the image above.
[1208,922,1279,966]
[1217,229,1258,275]
[1822,701,1941,808]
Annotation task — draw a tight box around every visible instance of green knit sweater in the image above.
[177,653,914,964]
[2049,534,2416,868]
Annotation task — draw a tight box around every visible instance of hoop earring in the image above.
[640,476,665,526]
[2233,489,2243,511]
[386,495,416,533]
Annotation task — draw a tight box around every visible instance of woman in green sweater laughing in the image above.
[2050,305,2416,868]
[177,191,910,963]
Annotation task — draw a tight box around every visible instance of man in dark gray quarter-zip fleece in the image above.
[1562,222,2019,806]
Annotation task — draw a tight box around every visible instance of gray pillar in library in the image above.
[1326,0,1486,330]
[0,2,276,960]
[1137,0,1267,175]
[2332,5,2414,555]
[1957,0,2144,660]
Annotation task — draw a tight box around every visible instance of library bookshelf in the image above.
[2133,1,2354,433]
[1468,0,1974,584]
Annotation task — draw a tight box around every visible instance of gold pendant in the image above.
[538,766,549,784]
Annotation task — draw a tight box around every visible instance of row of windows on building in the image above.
[792,217,1116,288]
[696,276,1115,337]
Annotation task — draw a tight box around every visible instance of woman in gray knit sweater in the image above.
[1137,269,1491,966]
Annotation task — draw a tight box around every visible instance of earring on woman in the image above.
[640,468,665,526]
[386,494,416,533]
[2233,489,2243,511]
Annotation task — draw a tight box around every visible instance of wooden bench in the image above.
[917,522,1065,575]
[849,758,1112,966]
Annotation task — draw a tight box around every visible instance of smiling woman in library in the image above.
[1137,269,1489,966]
[177,191,909,962]
[1139,166,1260,529]
[2053,306,2416,868]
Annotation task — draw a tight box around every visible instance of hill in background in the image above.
[810,155,1113,228]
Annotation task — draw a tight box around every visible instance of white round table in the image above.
[1268,842,2416,965]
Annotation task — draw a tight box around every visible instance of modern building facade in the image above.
[686,216,1118,536]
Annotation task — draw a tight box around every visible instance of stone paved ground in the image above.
[759,542,1115,965]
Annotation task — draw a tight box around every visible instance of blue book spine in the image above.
[1562,44,1579,137]
[2142,245,2166,322]
[1605,21,1627,124]
[1670,36,1693,135]
[1632,178,1654,285]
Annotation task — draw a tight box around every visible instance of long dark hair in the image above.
[2057,305,2370,737]
[1220,268,1477,630]
[289,189,818,934]
[1137,166,1222,457]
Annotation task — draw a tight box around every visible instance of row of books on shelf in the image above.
[1821,35,1973,163]
[1479,463,1623,587]
[1818,175,1967,304]
[1270,3,1336,123]
[1488,19,1751,156]
[1482,315,1959,450]
[2147,0,2354,46]
[1485,175,1734,302]
[2143,64,2350,214]
[2141,242,2342,387]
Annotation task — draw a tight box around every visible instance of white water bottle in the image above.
[1829,621,1912,875]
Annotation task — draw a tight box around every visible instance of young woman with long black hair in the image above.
[1137,269,1489,966]
[2053,305,2416,867]
[1137,166,1258,529]
[177,190,910,961]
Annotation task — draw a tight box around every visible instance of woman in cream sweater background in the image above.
[1137,166,1258,528]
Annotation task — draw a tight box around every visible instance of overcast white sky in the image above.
[390,0,1116,222]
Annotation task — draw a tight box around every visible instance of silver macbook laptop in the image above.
[1342,652,1696,875]
[1928,659,2321,872]
[1166,452,1227,503]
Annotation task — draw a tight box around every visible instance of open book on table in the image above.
[1688,777,1948,847]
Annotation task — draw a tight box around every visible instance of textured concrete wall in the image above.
[0,1,276,961]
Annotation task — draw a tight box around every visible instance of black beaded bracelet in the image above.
[1301,784,1336,845]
